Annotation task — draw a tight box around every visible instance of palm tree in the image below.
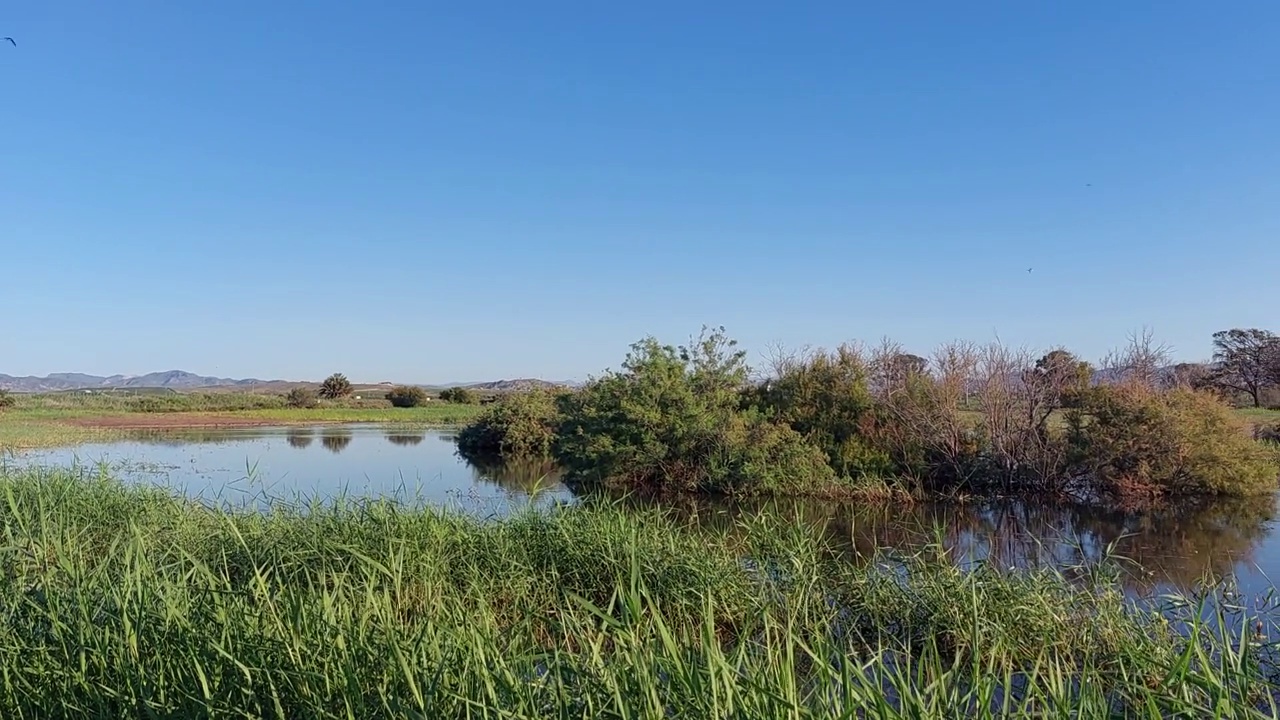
[319,373,353,400]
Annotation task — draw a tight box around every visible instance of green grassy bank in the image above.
[0,467,1275,718]
[1239,407,1280,424]
[0,393,485,450]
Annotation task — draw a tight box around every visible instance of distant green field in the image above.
[230,405,484,425]
[1237,407,1280,423]
[0,394,485,451]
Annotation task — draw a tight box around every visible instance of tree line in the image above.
[279,374,483,409]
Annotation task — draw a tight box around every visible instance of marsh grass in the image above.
[0,468,1277,717]
[15,391,289,413]
[0,420,121,452]
[0,402,485,451]
[9,391,488,418]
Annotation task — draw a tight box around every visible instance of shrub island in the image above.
[457,328,1280,504]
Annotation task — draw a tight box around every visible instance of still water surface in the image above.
[16,425,571,510]
[12,424,1280,599]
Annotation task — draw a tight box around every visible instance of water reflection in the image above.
[624,494,1278,595]
[18,426,572,515]
[468,457,566,496]
[285,428,313,449]
[319,429,352,454]
[16,425,1280,599]
[126,428,255,447]
[386,432,426,447]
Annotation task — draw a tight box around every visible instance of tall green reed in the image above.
[0,466,1275,718]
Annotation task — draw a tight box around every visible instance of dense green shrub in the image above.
[285,387,319,409]
[748,345,893,479]
[1025,349,1093,410]
[386,385,428,408]
[556,329,839,496]
[319,373,353,400]
[456,389,564,460]
[1066,385,1280,498]
[438,387,480,404]
[0,390,13,409]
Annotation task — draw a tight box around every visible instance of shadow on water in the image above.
[386,432,426,446]
[319,428,353,454]
[285,428,313,449]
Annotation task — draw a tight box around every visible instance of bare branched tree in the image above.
[867,338,907,400]
[871,341,982,487]
[923,341,981,483]
[971,344,1082,493]
[751,340,797,386]
[867,338,929,402]
[974,342,1028,480]
[1100,327,1171,390]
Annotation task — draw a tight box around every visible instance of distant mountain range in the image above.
[0,366,1200,395]
[0,371,270,393]
[449,378,578,392]
[0,371,579,393]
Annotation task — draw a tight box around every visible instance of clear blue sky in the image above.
[3,2,1277,383]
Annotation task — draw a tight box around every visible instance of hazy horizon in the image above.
[3,3,1276,381]
[0,328,1234,389]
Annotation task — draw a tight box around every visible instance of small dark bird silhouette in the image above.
[2,37,15,47]
[1027,267,1033,274]
[1085,183,1092,187]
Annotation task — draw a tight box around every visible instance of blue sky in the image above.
[2,2,1277,383]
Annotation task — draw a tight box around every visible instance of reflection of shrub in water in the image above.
[320,430,352,454]
[127,429,272,447]
[618,494,1277,596]
[286,428,314,449]
[467,457,564,495]
[386,432,425,446]
[819,497,1277,594]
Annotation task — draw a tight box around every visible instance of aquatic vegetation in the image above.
[0,467,1276,717]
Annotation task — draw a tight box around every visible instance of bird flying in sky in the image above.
[2,37,15,47]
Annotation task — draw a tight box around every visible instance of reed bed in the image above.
[0,467,1276,718]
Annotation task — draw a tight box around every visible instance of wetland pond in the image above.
[9,423,1280,600]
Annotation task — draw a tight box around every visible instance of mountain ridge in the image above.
[0,371,579,393]
[0,370,271,393]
